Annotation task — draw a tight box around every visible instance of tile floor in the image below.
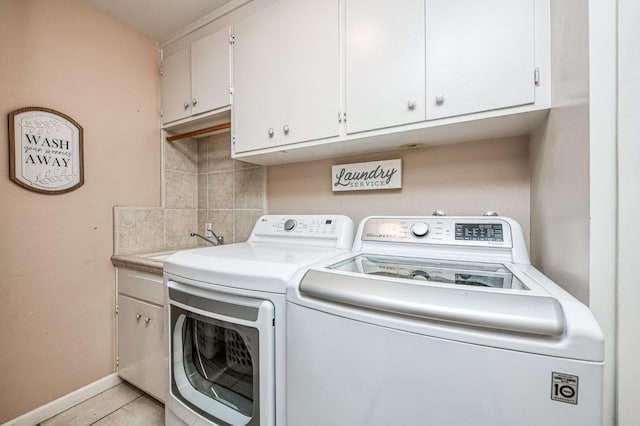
[40,382,164,426]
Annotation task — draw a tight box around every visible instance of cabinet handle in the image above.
[136,313,141,320]
[145,316,151,324]
[183,101,189,110]
[407,100,417,110]
[435,95,445,105]
[283,125,290,135]
[192,98,198,106]
[268,128,275,138]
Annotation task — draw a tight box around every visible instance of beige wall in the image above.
[530,0,590,304]
[268,136,531,246]
[0,0,160,422]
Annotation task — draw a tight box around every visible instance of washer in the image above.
[164,215,354,426]
[287,216,604,426]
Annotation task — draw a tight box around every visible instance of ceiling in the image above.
[84,0,234,42]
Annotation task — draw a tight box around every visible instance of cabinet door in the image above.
[280,0,340,145]
[162,47,191,124]
[425,0,535,119]
[345,0,426,134]
[191,27,231,115]
[232,2,281,153]
[117,295,166,402]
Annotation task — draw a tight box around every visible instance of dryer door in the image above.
[168,281,275,426]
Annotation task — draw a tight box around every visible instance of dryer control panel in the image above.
[249,215,355,249]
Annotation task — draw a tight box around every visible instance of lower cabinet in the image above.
[116,268,166,402]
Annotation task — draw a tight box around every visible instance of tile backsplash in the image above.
[195,133,265,244]
[113,131,266,254]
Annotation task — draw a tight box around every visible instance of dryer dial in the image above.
[284,219,297,231]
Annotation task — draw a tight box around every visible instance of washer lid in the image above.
[330,254,528,290]
[164,242,351,293]
[300,267,563,337]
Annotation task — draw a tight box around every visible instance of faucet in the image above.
[190,230,224,246]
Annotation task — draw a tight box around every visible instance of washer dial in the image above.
[410,222,431,238]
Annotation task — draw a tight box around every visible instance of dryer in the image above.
[287,216,604,426]
[164,215,354,426]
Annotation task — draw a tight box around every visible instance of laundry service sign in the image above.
[332,159,402,192]
[9,107,84,194]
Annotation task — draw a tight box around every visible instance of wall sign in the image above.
[9,107,84,194]
[332,159,402,192]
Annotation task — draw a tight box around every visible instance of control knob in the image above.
[284,219,297,231]
[410,222,431,238]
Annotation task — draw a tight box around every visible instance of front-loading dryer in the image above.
[163,215,354,426]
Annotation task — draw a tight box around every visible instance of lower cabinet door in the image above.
[117,294,166,402]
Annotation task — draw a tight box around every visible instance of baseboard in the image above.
[2,373,123,426]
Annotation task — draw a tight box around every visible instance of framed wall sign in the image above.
[332,159,402,192]
[9,107,84,194]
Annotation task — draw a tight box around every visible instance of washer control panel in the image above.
[361,216,512,248]
[410,222,431,238]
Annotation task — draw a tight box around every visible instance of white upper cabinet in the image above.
[425,0,535,120]
[161,47,191,124]
[191,29,231,116]
[232,2,281,153]
[162,27,231,125]
[233,0,340,154]
[345,0,426,134]
[205,0,548,164]
[280,0,340,145]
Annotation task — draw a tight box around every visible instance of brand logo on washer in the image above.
[551,372,579,404]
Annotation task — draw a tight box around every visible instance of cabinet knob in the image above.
[136,313,141,320]
[145,316,151,324]
[435,95,445,105]
[192,98,198,106]
[183,102,189,110]
[268,128,275,138]
[283,125,290,135]
[407,100,417,110]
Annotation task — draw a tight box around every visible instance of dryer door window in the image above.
[169,284,274,426]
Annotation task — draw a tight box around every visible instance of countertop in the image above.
[111,247,198,274]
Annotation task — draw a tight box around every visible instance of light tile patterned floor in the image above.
[40,382,164,426]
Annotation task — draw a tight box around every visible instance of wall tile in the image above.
[113,207,164,254]
[207,132,234,172]
[207,172,233,209]
[165,171,197,209]
[197,174,207,209]
[208,210,234,244]
[234,159,256,170]
[195,210,208,246]
[234,168,265,209]
[114,135,267,252]
[197,137,209,173]
[165,138,197,173]
[234,210,265,243]
[165,209,197,248]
